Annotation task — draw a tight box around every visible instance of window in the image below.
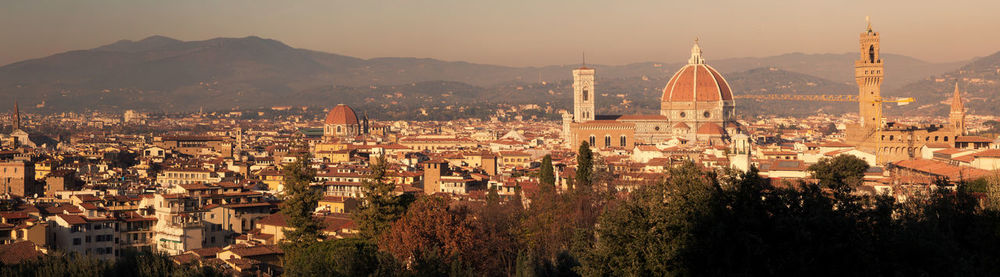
[620,136,627,147]
[73,238,81,245]
[589,135,595,146]
[582,89,589,101]
[86,236,91,243]
[869,45,875,63]
[679,112,686,118]
[604,136,611,148]
[703,111,711,118]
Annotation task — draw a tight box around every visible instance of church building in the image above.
[323,104,368,140]
[563,40,739,149]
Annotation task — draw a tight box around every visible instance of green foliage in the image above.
[279,151,323,262]
[539,155,556,191]
[0,250,220,277]
[808,155,869,192]
[580,161,1000,276]
[575,141,593,190]
[354,154,409,241]
[283,238,400,277]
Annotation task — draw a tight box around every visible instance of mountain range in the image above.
[0,35,993,118]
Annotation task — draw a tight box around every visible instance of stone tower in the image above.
[561,112,574,147]
[729,132,752,173]
[573,58,596,123]
[856,16,884,130]
[12,100,20,131]
[950,82,966,135]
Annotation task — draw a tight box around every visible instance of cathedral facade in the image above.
[844,19,965,164]
[563,41,738,149]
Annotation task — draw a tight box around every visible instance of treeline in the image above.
[279,146,1000,276]
[0,250,221,277]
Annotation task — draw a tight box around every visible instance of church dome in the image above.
[661,41,734,103]
[325,104,359,125]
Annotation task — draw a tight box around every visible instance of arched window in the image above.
[620,135,627,147]
[583,89,589,101]
[943,136,949,142]
[869,45,875,63]
[589,135,595,146]
[604,135,611,148]
[336,126,342,133]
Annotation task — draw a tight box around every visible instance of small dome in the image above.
[325,104,359,125]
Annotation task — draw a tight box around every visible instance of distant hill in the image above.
[889,50,1000,116]
[0,35,975,115]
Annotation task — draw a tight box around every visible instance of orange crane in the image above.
[734,94,914,105]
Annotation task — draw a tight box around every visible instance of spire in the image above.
[688,38,705,65]
[866,16,872,32]
[12,99,19,131]
[951,81,964,112]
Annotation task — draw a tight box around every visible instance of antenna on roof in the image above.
[582,52,586,68]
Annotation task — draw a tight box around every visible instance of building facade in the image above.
[844,19,964,164]
[563,40,738,149]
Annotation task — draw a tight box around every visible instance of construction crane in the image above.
[734,94,915,105]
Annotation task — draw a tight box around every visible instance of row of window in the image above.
[72,234,114,245]
[589,135,628,148]
[165,172,209,179]
[880,135,956,142]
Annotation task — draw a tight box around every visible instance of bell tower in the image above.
[950,82,966,135]
[573,54,596,123]
[856,16,883,130]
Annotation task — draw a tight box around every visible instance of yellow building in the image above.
[318,196,359,213]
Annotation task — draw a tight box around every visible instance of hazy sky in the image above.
[2,0,998,67]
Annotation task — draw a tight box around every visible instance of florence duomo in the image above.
[563,39,739,149]
[3,2,1000,275]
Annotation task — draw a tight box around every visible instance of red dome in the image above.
[662,64,733,102]
[696,122,725,135]
[325,104,359,125]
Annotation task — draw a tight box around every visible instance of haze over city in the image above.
[3,0,999,67]
[3,1,1000,276]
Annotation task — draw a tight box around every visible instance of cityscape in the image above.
[2,2,1000,276]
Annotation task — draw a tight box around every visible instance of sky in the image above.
[2,0,998,67]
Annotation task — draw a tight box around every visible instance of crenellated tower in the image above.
[856,16,884,130]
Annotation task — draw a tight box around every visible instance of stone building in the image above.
[563,40,738,149]
[323,104,368,140]
[0,161,39,197]
[844,19,964,164]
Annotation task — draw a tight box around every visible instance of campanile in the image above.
[856,16,884,130]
